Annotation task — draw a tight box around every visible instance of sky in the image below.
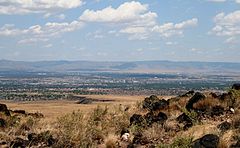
[0,0,239,62]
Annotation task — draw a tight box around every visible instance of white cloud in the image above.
[0,0,83,15]
[44,44,53,48]
[207,0,226,2]
[0,20,84,44]
[79,1,157,26]
[207,0,240,3]
[152,18,198,37]
[211,10,240,38]
[57,14,66,20]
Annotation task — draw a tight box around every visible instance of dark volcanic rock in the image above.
[211,106,224,117]
[13,110,26,115]
[142,95,159,110]
[10,138,29,148]
[152,100,169,111]
[0,103,10,116]
[143,95,169,111]
[120,127,129,136]
[76,97,93,104]
[230,140,240,148]
[176,113,192,123]
[209,92,219,98]
[219,93,232,101]
[144,112,156,126]
[155,112,168,124]
[186,92,205,111]
[130,114,144,126]
[232,83,240,90]
[192,134,219,148]
[132,133,149,145]
[0,118,6,127]
[217,121,231,132]
[144,112,167,126]
[180,90,195,97]
[176,113,193,130]
[28,131,55,147]
[183,122,193,130]
[28,112,44,118]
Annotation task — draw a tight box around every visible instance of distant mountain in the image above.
[0,60,240,74]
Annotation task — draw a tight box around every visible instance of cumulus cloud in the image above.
[152,18,198,37]
[207,0,226,2]
[208,0,240,3]
[0,20,84,44]
[0,0,83,15]
[79,1,157,26]
[211,10,240,36]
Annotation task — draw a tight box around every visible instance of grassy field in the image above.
[1,95,155,120]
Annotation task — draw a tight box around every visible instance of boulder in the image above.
[28,112,44,118]
[176,113,193,130]
[217,121,231,132]
[142,95,159,110]
[180,90,195,97]
[10,138,29,148]
[0,104,10,116]
[232,83,240,90]
[152,100,169,111]
[28,131,55,147]
[211,106,224,117]
[144,112,156,126]
[209,92,219,98]
[219,93,232,101]
[176,113,192,123]
[0,118,6,127]
[132,133,149,145]
[186,92,205,111]
[120,127,129,136]
[142,95,169,111]
[230,140,240,148]
[192,134,219,148]
[130,114,144,126]
[155,112,168,124]
[13,110,26,115]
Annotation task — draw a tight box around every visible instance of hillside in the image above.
[0,60,240,74]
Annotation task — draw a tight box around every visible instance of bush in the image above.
[157,137,193,148]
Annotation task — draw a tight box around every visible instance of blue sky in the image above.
[0,0,239,62]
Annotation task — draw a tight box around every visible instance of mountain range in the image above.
[0,60,240,74]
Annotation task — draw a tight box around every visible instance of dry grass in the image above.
[0,91,239,147]
[193,96,221,110]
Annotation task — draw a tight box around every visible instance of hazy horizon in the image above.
[0,0,240,62]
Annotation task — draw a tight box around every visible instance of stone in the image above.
[10,138,28,148]
[217,121,231,132]
[176,113,192,123]
[120,127,129,136]
[232,83,240,90]
[180,90,195,97]
[155,112,168,124]
[130,114,144,126]
[192,134,219,148]
[230,140,240,148]
[0,118,6,127]
[211,106,224,117]
[142,95,159,110]
[176,113,193,130]
[186,92,205,111]
[144,112,156,126]
[0,104,10,116]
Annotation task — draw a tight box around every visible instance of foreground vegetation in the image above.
[0,84,240,147]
